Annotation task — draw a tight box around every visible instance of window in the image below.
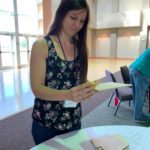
[19,36,37,65]
[19,36,28,65]
[0,35,14,67]
[0,0,15,32]
[0,0,42,69]
[17,0,39,34]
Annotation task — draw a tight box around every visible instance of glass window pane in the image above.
[0,35,13,52]
[19,36,27,52]
[0,0,15,32]
[0,0,14,11]
[1,53,13,67]
[18,16,38,34]
[29,51,31,61]
[17,0,39,34]
[29,37,36,51]
[20,51,28,65]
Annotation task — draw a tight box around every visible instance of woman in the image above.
[30,0,95,145]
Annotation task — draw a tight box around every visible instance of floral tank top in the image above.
[32,36,82,130]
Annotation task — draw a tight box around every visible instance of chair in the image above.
[105,70,133,116]
[120,66,150,112]
[120,66,131,84]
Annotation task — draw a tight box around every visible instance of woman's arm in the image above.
[30,39,72,101]
[30,39,94,102]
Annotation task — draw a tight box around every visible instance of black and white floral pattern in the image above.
[32,36,81,130]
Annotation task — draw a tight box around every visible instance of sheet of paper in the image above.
[91,134,129,150]
[95,82,132,91]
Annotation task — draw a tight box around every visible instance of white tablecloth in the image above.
[31,125,150,150]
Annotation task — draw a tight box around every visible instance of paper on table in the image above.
[91,134,129,150]
[95,82,132,91]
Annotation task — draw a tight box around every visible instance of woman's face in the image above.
[61,9,87,37]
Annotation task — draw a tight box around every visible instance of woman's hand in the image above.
[70,81,95,103]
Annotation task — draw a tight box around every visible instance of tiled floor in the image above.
[0,58,133,120]
[0,67,34,120]
[88,58,133,81]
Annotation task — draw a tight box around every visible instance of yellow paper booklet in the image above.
[91,134,129,150]
[94,82,132,92]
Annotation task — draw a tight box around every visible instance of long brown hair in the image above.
[46,0,90,83]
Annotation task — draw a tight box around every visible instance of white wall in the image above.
[95,30,110,57]
[119,0,143,11]
[88,0,150,59]
[95,37,110,57]
[87,0,97,28]
[93,28,140,59]
[97,0,113,15]
[117,30,140,58]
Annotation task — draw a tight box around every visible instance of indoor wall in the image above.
[87,0,150,59]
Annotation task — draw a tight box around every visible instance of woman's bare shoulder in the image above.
[32,38,48,57]
[32,38,47,49]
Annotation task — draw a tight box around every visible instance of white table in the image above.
[30,125,150,150]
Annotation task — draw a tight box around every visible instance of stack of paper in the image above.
[91,134,129,150]
[95,82,132,92]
